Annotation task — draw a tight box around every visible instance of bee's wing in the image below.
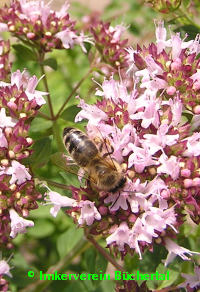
[51,152,96,183]
[51,152,83,176]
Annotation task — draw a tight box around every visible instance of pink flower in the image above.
[56,30,93,53]
[190,71,200,88]
[90,20,128,68]
[104,192,129,212]
[75,98,108,125]
[125,47,138,73]
[141,206,177,234]
[9,208,34,238]
[106,222,131,251]
[0,23,8,32]
[104,179,147,212]
[0,129,8,148]
[128,206,177,259]
[157,154,180,180]
[130,98,161,129]
[25,75,47,106]
[171,33,183,60]
[19,0,51,26]
[188,34,200,55]
[126,143,158,172]
[179,266,200,289]
[144,55,163,75]
[110,124,138,163]
[55,1,70,18]
[154,20,170,54]
[10,70,47,106]
[44,186,76,217]
[56,29,79,50]
[168,96,183,126]
[142,124,179,155]
[0,260,12,277]
[183,133,200,157]
[6,160,31,185]
[95,77,129,103]
[108,24,126,43]
[164,238,200,266]
[74,32,94,53]
[129,218,153,259]
[191,114,200,131]
[78,200,101,226]
[0,108,17,128]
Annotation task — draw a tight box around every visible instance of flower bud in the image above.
[192,177,200,187]
[27,32,36,39]
[148,0,181,13]
[181,169,191,178]
[193,105,200,114]
[1,159,9,166]
[184,179,193,188]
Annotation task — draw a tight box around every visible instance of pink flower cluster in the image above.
[0,40,10,82]
[0,0,92,53]
[46,22,200,264]
[0,259,11,292]
[0,62,46,248]
[90,21,128,69]
[127,20,200,113]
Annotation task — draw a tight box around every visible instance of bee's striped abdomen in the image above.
[63,127,98,167]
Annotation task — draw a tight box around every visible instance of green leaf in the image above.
[84,248,96,274]
[95,253,108,275]
[175,25,200,40]
[63,281,87,292]
[51,152,72,172]
[182,0,190,7]
[29,117,53,139]
[43,58,58,70]
[50,152,82,188]
[146,264,179,290]
[59,171,80,188]
[29,204,55,219]
[12,44,36,61]
[53,120,66,152]
[57,226,83,258]
[84,248,108,287]
[12,252,30,269]
[27,137,52,168]
[128,23,140,35]
[28,219,55,238]
[60,105,80,122]
[10,266,39,288]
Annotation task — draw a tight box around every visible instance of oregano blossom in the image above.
[44,23,200,265]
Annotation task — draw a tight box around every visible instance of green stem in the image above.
[37,111,51,120]
[19,239,89,292]
[178,7,200,29]
[39,53,55,120]
[55,67,93,119]
[85,232,126,272]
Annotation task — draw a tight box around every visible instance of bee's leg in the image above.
[100,143,114,158]
[110,192,120,209]
[99,141,104,153]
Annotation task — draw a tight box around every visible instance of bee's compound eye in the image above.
[63,127,73,137]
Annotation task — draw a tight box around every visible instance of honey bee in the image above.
[63,127,126,193]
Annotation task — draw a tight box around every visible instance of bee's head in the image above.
[63,127,73,138]
[108,176,126,193]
